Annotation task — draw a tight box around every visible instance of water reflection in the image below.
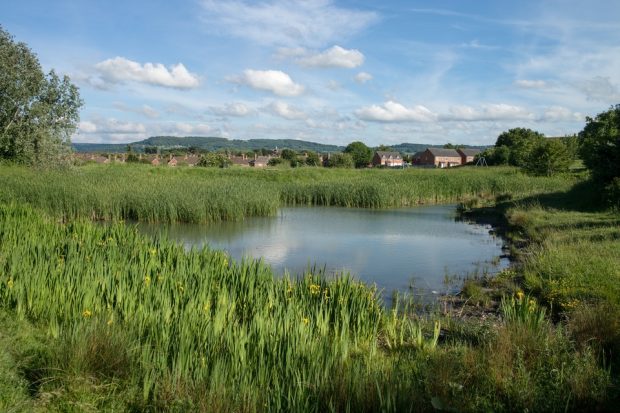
[137,205,509,298]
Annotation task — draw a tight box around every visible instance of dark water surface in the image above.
[137,205,508,298]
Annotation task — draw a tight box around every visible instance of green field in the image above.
[0,164,617,412]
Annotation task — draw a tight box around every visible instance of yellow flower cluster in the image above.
[82,309,92,318]
[144,275,151,286]
[302,317,310,325]
[309,284,321,296]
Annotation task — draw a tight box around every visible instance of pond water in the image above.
[137,205,509,300]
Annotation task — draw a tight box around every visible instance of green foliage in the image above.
[197,152,231,168]
[267,157,284,166]
[305,151,321,166]
[344,141,372,168]
[578,104,620,183]
[479,145,510,165]
[495,128,545,167]
[523,138,573,176]
[325,152,354,168]
[501,293,547,330]
[280,148,297,160]
[0,26,82,166]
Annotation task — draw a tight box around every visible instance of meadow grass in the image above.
[0,163,577,223]
[0,202,612,412]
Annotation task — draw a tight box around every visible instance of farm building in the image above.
[417,148,462,168]
[457,148,481,164]
[372,151,404,167]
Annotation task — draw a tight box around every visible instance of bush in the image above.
[578,104,620,184]
[523,139,573,176]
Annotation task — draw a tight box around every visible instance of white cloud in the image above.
[78,118,147,134]
[577,76,620,102]
[113,102,160,119]
[296,45,364,68]
[200,0,378,47]
[355,101,438,122]
[443,104,535,121]
[515,79,548,89]
[93,57,200,89]
[210,102,254,117]
[354,72,373,84]
[540,106,583,122]
[230,69,304,96]
[264,101,307,120]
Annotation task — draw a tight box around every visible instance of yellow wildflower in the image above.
[107,318,114,326]
[144,276,151,286]
[516,291,525,301]
[82,309,92,318]
[149,248,157,256]
[302,317,310,325]
[7,278,14,289]
[309,284,321,295]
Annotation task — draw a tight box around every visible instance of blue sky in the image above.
[3,0,620,146]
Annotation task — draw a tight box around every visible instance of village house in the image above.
[167,155,178,167]
[229,154,250,167]
[372,151,404,167]
[417,148,462,168]
[182,154,200,167]
[250,155,270,167]
[457,148,481,165]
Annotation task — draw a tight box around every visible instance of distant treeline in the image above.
[73,136,486,155]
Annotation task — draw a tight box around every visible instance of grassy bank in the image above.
[0,202,612,412]
[0,164,576,223]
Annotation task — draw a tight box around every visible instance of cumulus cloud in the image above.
[78,118,147,134]
[540,106,583,122]
[200,0,378,48]
[296,45,364,68]
[355,101,437,122]
[515,79,548,89]
[354,72,373,83]
[443,104,535,121]
[229,69,304,96]
[264,101,307,120]
[93,57,200,89]
[210,102,254,117]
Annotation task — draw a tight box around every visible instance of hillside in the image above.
[72,136,488,154]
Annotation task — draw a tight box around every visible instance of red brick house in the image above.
[417,148,462,168]
[457,148,481,165]
[372,151,403,167]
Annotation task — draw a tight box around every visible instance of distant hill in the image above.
[73,136,344,153]
[73,136,489,154]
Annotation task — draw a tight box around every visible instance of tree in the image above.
[325,153,354,168]
[305,151,321,166]
[523,139,572,176]
[344,141,372,168]
[280,148,297,160]
[0,26,82,165]
[578,104,620,183]
[197,153,231,168]
[495,128,545,167]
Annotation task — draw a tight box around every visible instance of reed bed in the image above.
[0,164,576,223]
[0,202,610,411]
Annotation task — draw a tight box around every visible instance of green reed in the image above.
[0,164,576,223]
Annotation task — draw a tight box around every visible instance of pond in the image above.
[137,205,509,300]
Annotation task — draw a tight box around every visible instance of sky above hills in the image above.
[4,0,620,146]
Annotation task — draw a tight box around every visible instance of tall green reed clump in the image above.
[0,164,577,223]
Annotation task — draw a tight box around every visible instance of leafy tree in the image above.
[375,144,393,152]
[280,148,297,160]
[523,139,573,176]
[325,153,354,168]
[578,104,620,183]
[197,153,231,168]
[0,26,82,165]
[267,157,284,166]
[344,141,372,168]
[495,128,545,167]
[305,151,321,166]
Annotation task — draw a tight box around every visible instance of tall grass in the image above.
[0,164,577,223]
[0,203,611,411]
